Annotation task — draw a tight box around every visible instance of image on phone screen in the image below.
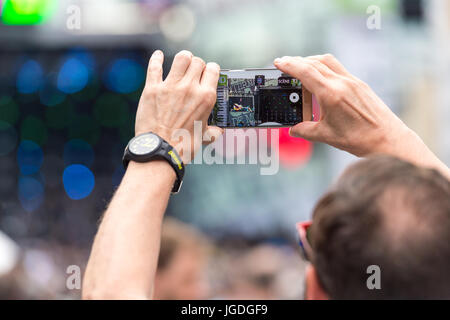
[208,69,307,128]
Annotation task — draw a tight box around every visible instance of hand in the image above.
[135,50,223,163]
[274,54,410,157]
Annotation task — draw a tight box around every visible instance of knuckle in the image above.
[329,93,344,106]
[309,59,323,69]
[177,83,190,94]
[144,85,157,98]
[193,56,206,67]
[176,50,192,62]
[284,59,295,68]
[149,61,162,71]
[322,53,335,63]
[328,82,347,104]
[356,78,370,89]
[302,63,317,77]
[187,85,199,98]
[202,88,217,105]
[344,78,360,90]
[149,64,161,75]
[160,84,172,96]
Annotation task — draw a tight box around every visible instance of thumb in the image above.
[289,121,321,141]
[203,126,224,145]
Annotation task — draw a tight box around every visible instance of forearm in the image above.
[82,160,175,299]
[377,125,450,180]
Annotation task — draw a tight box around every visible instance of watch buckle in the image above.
[171,180,183,194]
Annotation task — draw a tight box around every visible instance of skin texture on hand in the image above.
[274,54,450,179]
[135,50,223,163]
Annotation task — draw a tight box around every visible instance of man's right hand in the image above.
[274,54,410,157]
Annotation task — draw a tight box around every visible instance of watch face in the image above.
[129,133,161,155]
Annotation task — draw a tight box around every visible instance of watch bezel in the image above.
[127,132,162,157]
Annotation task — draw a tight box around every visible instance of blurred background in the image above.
[0,0,449,299]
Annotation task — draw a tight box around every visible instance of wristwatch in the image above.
[122,132,185,194]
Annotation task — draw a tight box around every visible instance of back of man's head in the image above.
[310,155,450,299]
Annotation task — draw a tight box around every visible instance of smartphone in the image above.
[208,68,313,128]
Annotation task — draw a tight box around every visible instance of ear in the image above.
[305,264,329,300]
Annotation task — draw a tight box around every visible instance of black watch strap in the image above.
[160,141,184,194]
[122,134,185,194]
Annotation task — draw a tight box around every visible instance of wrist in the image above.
[127,160,176,183]
[373,123,422,159]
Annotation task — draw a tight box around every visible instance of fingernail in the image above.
[274,58,282,65]
[153,50,163,56]
[289,127,298,137]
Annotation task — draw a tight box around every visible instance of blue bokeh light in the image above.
[63,139,94,167]
[105,58,145,94]
[63,164,95,200]
[16,60,44,94]
[40,74,66,106]
[67,48,95,72]
[17,140,44,175]
[57,58,89,94]
[18,175,45,213]
[0,121,18,156]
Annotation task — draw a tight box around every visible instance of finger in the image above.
[200,62,220,88]
[203,126,224,145]
[307,54,352,78]
[147,50,164,85]
[274,56,327,95]
[166,50,193,83]
[289,121,322,141]
[302,86,314,121]
[301,57,336,78]
[184,56,206,84]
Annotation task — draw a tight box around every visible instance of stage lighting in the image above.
[1,0,57,25]
[16,60,44,94]
[18,175,45,212]
[63,164,95,200]
[57,58,90,94]
[17,140,43,175]
[105,58,145,94]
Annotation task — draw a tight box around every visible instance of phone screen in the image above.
[208,69,303,128]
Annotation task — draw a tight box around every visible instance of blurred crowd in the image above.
[0,217,306,300]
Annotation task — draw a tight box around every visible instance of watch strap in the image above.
[159,141,184,194]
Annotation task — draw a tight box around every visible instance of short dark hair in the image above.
[310,155,450,299]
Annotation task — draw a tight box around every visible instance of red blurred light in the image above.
[278,128,313,169]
